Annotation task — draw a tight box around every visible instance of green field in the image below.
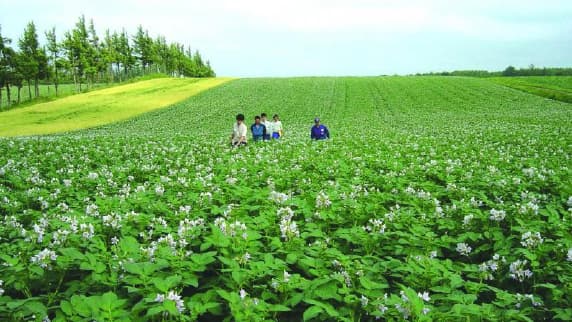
[0,77,232,136]
[1,77,571,321]
[488,76,572,103]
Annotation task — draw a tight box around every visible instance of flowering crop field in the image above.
[0,76,571,321]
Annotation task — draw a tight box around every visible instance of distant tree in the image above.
[18,21,41,99]
[109,31,121,81]
[45,27,60,95]
[62,15,91,92]
[133,25,155,74]
[11,63,24,104]
[86,19,103,88]
[3,49,17,108]
[155,36,170,74]
[205,60,215,77]
[502,66,517,77]
[117,29,134,80]
[0,25,15,110]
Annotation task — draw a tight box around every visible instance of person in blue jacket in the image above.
[311,117,330,140]
[251,115,267,142]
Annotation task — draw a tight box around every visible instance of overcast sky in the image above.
[1,0,571,77]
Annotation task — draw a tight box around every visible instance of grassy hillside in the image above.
[0,77,232,136]
[488,76,572,103]
[1,77,571,321]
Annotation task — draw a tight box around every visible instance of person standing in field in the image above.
[230,114,248,147]
[261,113,271,141]
[311,117,330,140]
[271,114,283,139]
[251,116,267,142]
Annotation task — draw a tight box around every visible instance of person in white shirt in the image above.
[271,114,283,139]
[230,114,248,147]
[260,113,271,141]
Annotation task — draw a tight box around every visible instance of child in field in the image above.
[251,116,267,142]
[230,114,248,147]
[271,114,283,139]
[261,113,271,141]
[311,117,330,140]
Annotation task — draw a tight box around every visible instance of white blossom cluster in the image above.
[50,229,71,247]
[470,197,484,208]
[489,209,506,222]
[520,232,543,248]
[315,191,332,208]
[456,243,472,256]
[331,260,352,288]
[478,254,505,280]
[515,293,542,308]
[509,259,533,282]
[85,203,99,217]
[462,214,474,226]
[80,223,95,239]
[394,290,431,319]
[102,212,123,230]
[177,218,205,242]
[518,201,539,215]
[31,248,58,269]
[87,172,99,180]
[271,270,292,290]
[32,215,50,243]
[214,218,248,240]
[404,186,432,200]
[362,218,386,234]
[155,290,185,313]
[277,207,299,241]
[154,184,165,196]
[269,191,289,204]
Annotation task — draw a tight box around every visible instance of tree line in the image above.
[415,65,572,77]
[0,15,215,110]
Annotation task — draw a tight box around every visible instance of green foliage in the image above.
[0,77,571,321]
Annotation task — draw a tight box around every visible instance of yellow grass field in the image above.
[0,77,233,137]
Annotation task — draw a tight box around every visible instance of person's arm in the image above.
[262,124,267,137]
[325,126,330,139]
[311,127,316,140]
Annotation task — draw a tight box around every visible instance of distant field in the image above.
[488,76,572,103]
[0,77,232,136]
[0,83,107,108]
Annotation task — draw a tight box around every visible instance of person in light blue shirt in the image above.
[251,116,267,142]
[311,117,330,140]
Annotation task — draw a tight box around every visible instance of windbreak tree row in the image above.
[0,15,216,110]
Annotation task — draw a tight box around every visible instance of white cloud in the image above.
[212,0,571,40]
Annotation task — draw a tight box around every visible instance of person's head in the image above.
[236,114,245,124]
[314,117,320,126]
[261,113,267,120]
[254,115,261,124]
[273,114,279,121]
